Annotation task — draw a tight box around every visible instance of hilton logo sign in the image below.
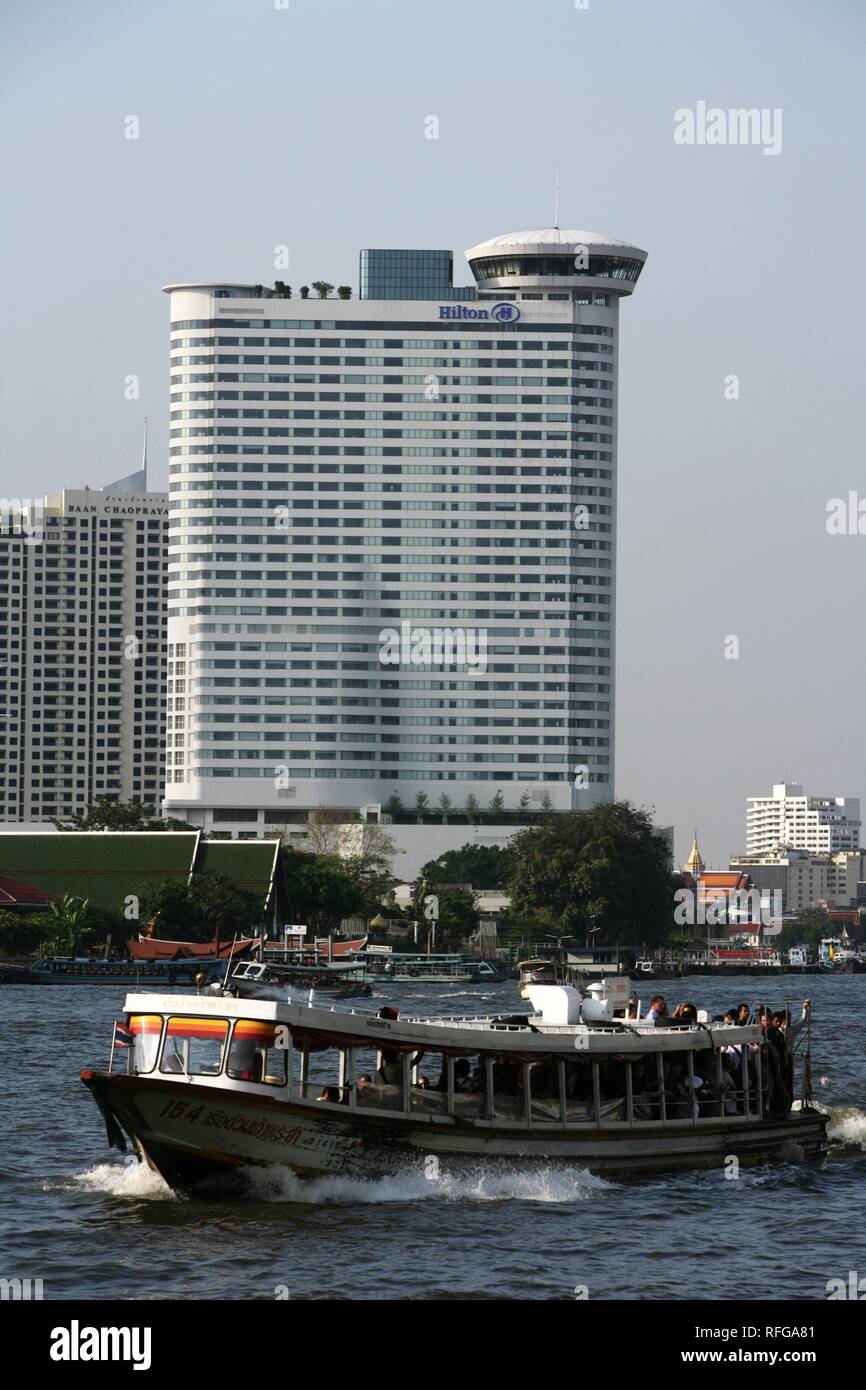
[438,302,520,322]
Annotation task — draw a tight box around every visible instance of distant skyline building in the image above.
[0,474,167,822]
[746,782,861,858]
[162,226,647,835]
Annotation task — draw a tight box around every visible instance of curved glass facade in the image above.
[470,254,643,284]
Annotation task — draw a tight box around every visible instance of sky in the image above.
[1,0,864,867]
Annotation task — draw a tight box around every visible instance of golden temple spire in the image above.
[683,831,705,875]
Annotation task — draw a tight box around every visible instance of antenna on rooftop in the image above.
[141,416,148,489]
[553,166,560,229]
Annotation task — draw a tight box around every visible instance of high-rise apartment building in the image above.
[0,475,168,821]
[162,227,647,835]
[746,783,861,857]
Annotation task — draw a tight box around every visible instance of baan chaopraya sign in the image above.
[63,490,168,518]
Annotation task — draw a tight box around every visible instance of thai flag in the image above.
[115,1021,133,1048]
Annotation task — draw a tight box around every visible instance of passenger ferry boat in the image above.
[363,952,509,984]
[0,956,226,986]
[230,959,372,999]
[80,979,827,1194]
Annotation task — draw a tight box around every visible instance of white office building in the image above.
[746,782,861,858]
[162,228,647,834]
[0,473,168,821]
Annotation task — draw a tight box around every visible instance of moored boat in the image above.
[363,952,509,984]
[1,956,228,986]
[230,959,372,999]
[80,979,827,1195]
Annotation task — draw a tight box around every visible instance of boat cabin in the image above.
[108,984,800,1131]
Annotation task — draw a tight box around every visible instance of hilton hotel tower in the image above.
[163,228,647,836]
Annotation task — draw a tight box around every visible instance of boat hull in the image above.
[82,1071,828,1196]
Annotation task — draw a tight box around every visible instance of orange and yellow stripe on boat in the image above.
[165,1016,229,1041]
[130,1015,164,1036]
[233,1020,279,1044]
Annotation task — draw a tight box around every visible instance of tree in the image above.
[383,792,404,819]
[281,848,364,935]
[421,843,509,890]
[489,790,505,817]
[0,910,53,956]
[299,285,310,299]
[778,908,831,951]
[434,886,479,944]
[506,801,677,949]
[305,808,348,856]
[465,793,480,824]
[54,797,195,833]
[414,791,430,823]
[311,280,334,299]
[337,286,352,299]
[539,792,554,813]
[45,895,95,955]
[519,791,532,811]
[135,875,265,944]
[273,280,291,298]
[252,284,263,298]
[437,793,453,825]
[497,903,561,948]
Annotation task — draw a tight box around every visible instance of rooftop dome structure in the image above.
[464,226,647,296]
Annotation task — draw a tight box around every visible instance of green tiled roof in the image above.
[194,839,279,903]
[0,832,280,913]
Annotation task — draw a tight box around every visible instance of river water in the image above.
[2,973,864,1301]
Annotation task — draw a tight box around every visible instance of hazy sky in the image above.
[2,0,864,867]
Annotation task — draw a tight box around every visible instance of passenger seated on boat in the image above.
[564,1060,593,1103]
[718,1053,739,1114]
[377,1046,424,1088]
[736,1003,750,1025]
[227,1038,264,1083]
[693,1051,722,1117]
[453,1058,473,1092]
[318,1086,341,1103]
[492,1060,522,1096]
[644,995,667,1024]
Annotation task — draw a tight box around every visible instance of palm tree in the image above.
[311,281,334,299]
[299,285,310,299]
[273,280,291,299]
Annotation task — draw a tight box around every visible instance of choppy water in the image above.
[1,974,864,1300]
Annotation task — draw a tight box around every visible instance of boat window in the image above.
[227,1019,287,1086]
[129,1014,163,1075]
[161,1016,229,1076]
